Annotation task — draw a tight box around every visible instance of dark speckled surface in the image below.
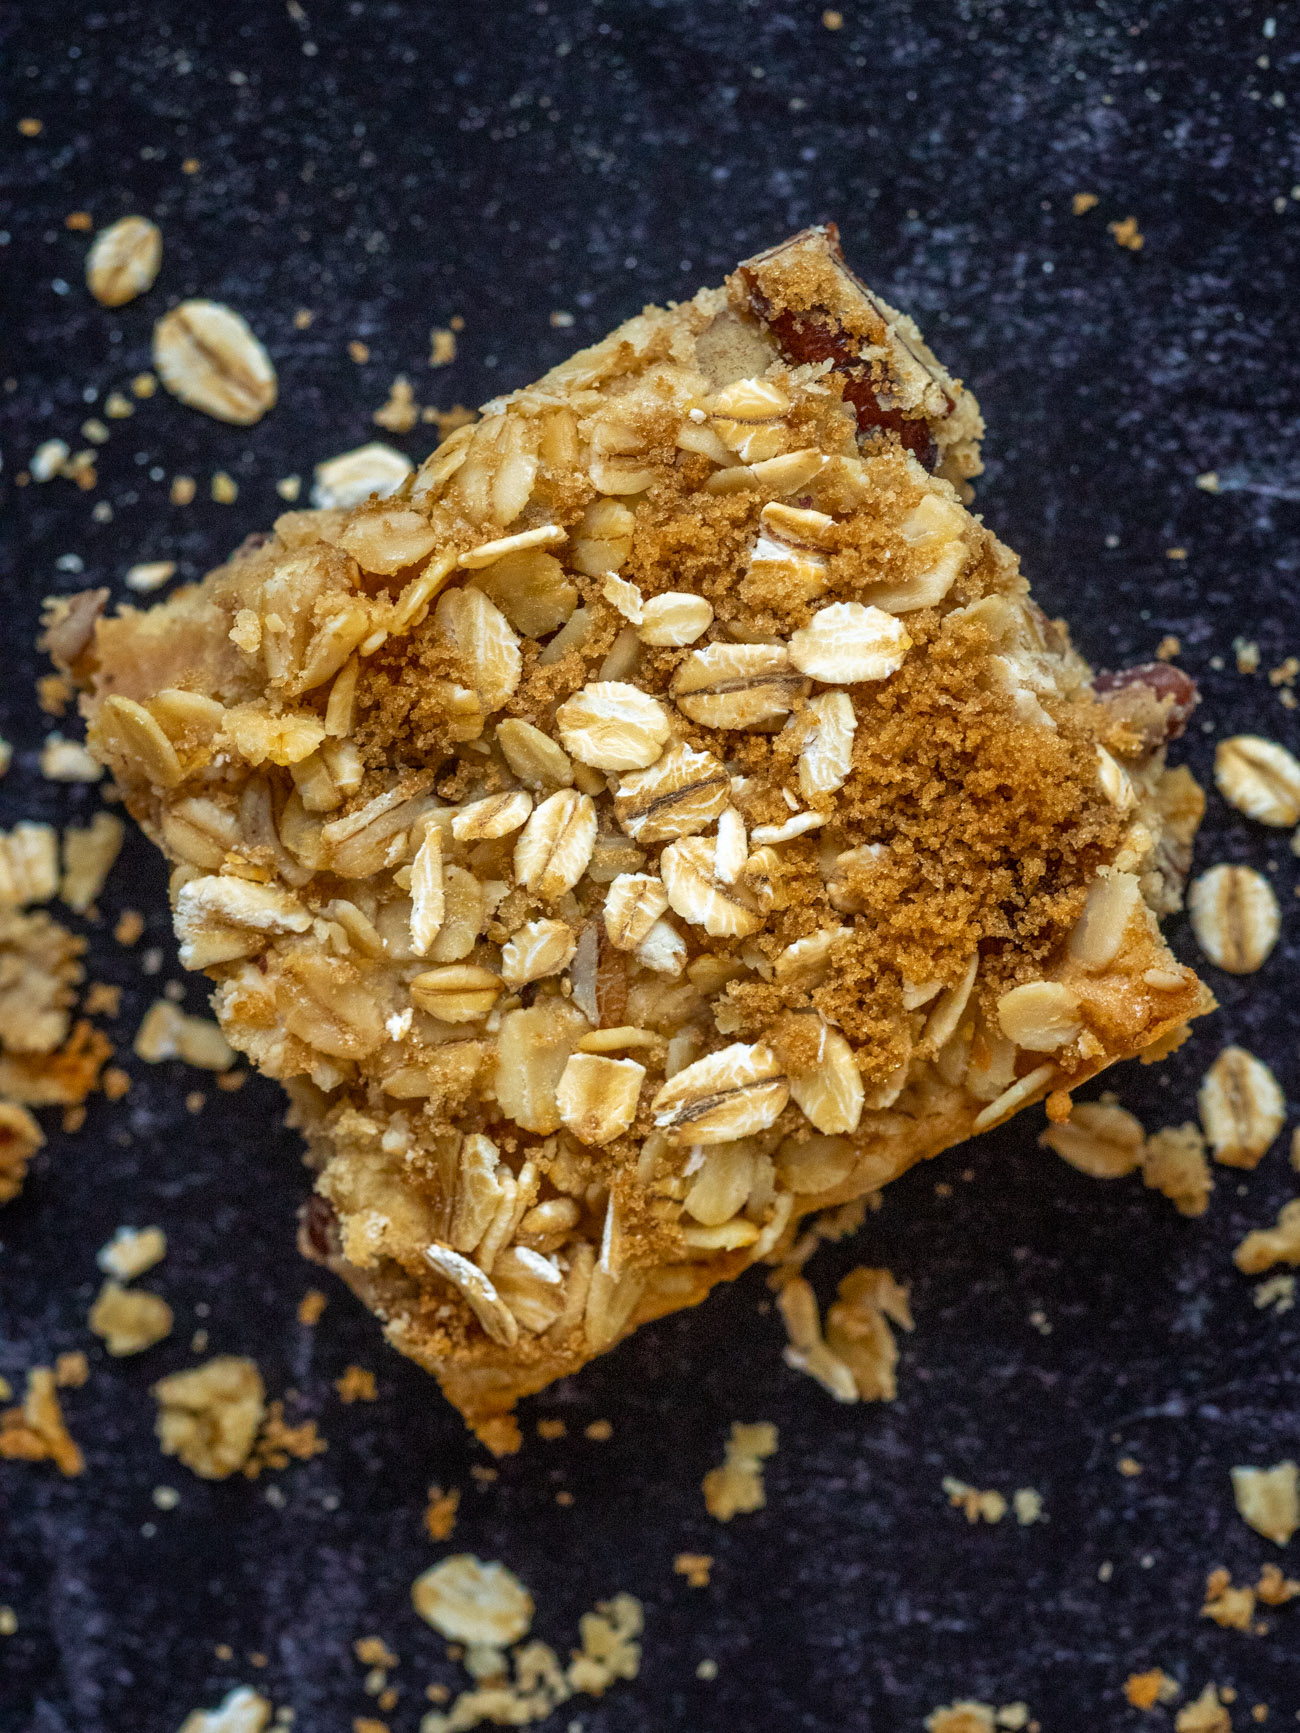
[1,3,1299,1728]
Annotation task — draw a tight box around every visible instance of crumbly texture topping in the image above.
[72,227,1210,1446]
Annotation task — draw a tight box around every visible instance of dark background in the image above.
[1,1,1299,1728]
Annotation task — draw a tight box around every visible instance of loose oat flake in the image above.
[85,215,162,307]
[1230,1459,1300,1546]
[411,1555,534,1646]
[153,300,277,425]
[177,1686,272,1733]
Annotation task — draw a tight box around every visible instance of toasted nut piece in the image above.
[614,742,730,843]
[556,1052,645,1146]
[797,690,857,800]
[500,917,576,986]
[451,791,533,842]
[409,964,501,1024]
[86,215,163,306]
[788,1023,864,1135]
[651,1041,788,1145]
[996,981,1083,1051]
[514,789,597,900]
[671,642,808,730]
[335,507,438,577]
[1189,863,1280,974]
[1198,1044,1285,1168]
[152,300,277,424]
[555,682,671,772]
[603,872,669,951]
[1040,1101,1145,1178]
[410,1552,533,1643]
[1230,1461,1300,1547]
[637,592,714,646]
[789,602,911,684]
[408,823,445,956]
[422,1246,518,1348]
[495,718,574,789]
[1067,870,1143,969]
[434,586,522,714]
[311,442,413,509]
[1215,735,1300,827]
[661,836,762,938]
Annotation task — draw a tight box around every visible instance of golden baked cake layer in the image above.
[55,227,1212,1451]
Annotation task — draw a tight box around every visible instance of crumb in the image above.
[37,673,72,716]
[1072,192,1100,215]
[555,1489,574,1506]
[335,1364,377,1403]
[374,376,419,434]
[294,308,314,329]
[548,310,575,329]
[0,1606,15,1635]
[584,1419,613,1442]
[1268,656,1299,688]
[1255,1561,1299,1605]
[1254,1274,1294,1313]
[1155,635,1181,660]
[1174,1684,1231,1732]
[1109,215,1145,251]
[673,1552,712,1588]
[131,372,156,398]
[54,1350,88,1387]
[1118,1455,1142,1477]
[216,1070,246,1091]
[276,476,302,501]
[297,1289,327,1326]
[942,1477,1007,1523]
[429,328,457,367]
[355,1636,399,1668]
[1012,1487,1044,1525]
[470,1464,497,1487]
[348,340,370,364]
[170,476,196,506]
[211,472,238,504]
[821,8,843,27]
[425,1484,460,1541]
[181,157,200,174]
[244,1398,327,1476]
[1124,1669,1180,1709]
[696,1658,718,1680]
[98,1224,165,1279]
[89,1280,173,1355]
[153,1356,265,1479]
[104,391,133,419]
[1165,548,1187,561]
[702,1421,777,1521]
[83,982,121,1018]
[1202,1566,1256,1630]
[1230,1461,1299,1545]
[114,909,144,946]
[0,1367,84,1475]
[18,118,43,136]
[186,1089,206,1113]
[536,1418,566,1440]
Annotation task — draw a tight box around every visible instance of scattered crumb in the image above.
[1109,215,1145,251]
[548,310,574,329]
[18,118,43,137]
[170,475,196,506]
[335,1364,377,1403]
[37,674,72,716]
[152,1484,180,1509]
[40,734,102,782]
[88,1280,174,1356]
[1072,191,1099,215]
[244,1399,327,1476]
[114,909,144,946]
[1235,1201,1300,1274]
[104,391,133,419]
[584,1419,613,1442]
[1124,1669,1180,1709]
[0,1606,15,1635]
[1231,1460,1299,1545]
[1012,1487,1044,1525]
[374,375,419,434]
[1165,548,1187,561]
[1202,1566,1256,1630]
[429,328,456,367]
[101,1065,130,1101]
[83,982,122,1018]
[1118,1455,1143,1477]
[942,1477,1007,1524]
[425,1483,460,1541]
[131,372,156,398]
[0,1102,45,1206]
[1236,638,1262,674]
[134,999,234,1070]
[925,1705,996,1733]
[124,560,176,595]
[702,1421,778,1522]
[0,1367,84,1475]
[53,1350,88,1388]
[1253,1274,1295,1313]
[275,476,301,501]
[297,1288,327,1326]
[1255,1561,1299,1605]
[1142,1123,1213,1217]
[555,1489,574,1506]
[1196,471,1221,492]
[777,1265,913,1402]
[695,1658,718,1680]
[354,1635,399,1668]
[1175,1684,1231,1733]
[1269,656,1299,688]
[97,1223,166,1280]
[211,472,238,504]
[673,1552,712,1588]
[186,1090,205,1113]
[153,1356,266,1480]
[1155,635,1182,659]
[177,1687,272,1733]
[537,1418,566,1440]
[348,340,371,364]
[821,8,843,27]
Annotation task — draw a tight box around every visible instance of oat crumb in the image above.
[1124,1669,1180,1710]
[1231,1460,1299,1545]
[429,329,457,367]
[177,1687,272,1733]
[702,1421,777,1521]
[821,8,843,27]
[1072,192,1100,215]
[354,1635,399,1668]
[673,1552,712,1588]
[348,340,370,364]
[425,1483,460,1541]
[335,1364,377,1403]
[584,1419,613,1442]
[537,1418,567,1440]
[0,1367,84,1475]
[53,1350,88,1387]
[1109,215,1145,251]
[1155,635,1182,660]
[942,1477,1008,1523]
[211,471,238,505]
[297,1288,327,1326]
[114,909,144,946]
[1175,1684,1231,1733]
[245,1399,327,1475]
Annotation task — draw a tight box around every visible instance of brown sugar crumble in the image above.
[63,224,1211,1448]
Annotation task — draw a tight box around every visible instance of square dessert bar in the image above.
[57,227,1212,1450]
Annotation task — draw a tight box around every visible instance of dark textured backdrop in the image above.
[2,2,1299,1728]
